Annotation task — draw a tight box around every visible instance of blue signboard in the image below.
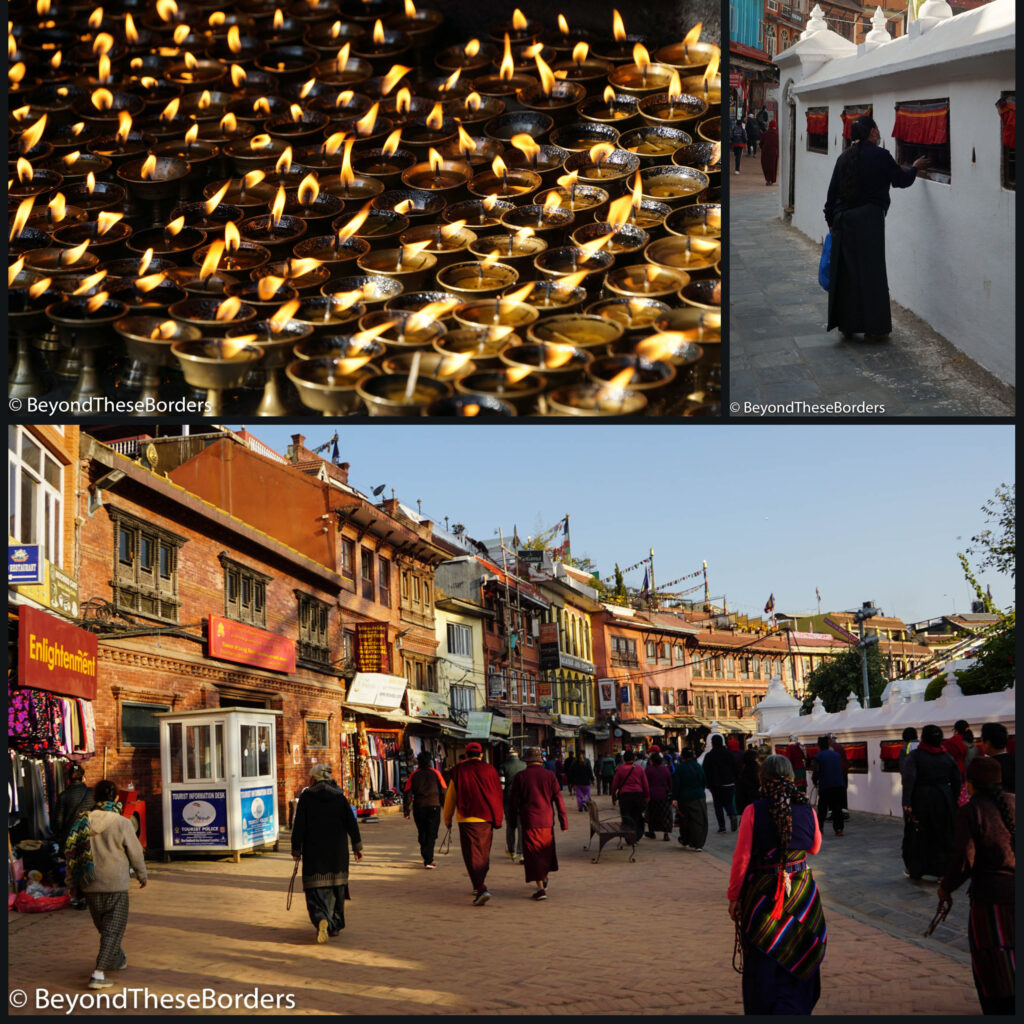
[171,790,228,847]
[240,786,275,844]
[9,545,42,585]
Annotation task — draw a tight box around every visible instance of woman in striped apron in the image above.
[727,754,827,1014]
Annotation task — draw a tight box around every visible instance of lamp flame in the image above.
[112,110,133,145]
[287,258,321,278]
[407,299,459,333]
[503,282,535,305]
[224,221,241,252]
[138,248,154,276]
[395,87,412,114]
[381,128,402,159]
[28,277,53,299]
[589,142,616,166]
[86,291,109,313]
[230,64,247,88]
[336,201,371,243]
[340,138,356,186]
[270,185,287,227]
[86,171,97,194]
[15,156,34,184]
[542,191,562,210]
[214,296,242,321]
[150,320,178,339]
[269,298,301,332]
[606,193,633,228]
[329,289,363,311]
[440,219,466,239]
[10,197,34,239]
[510,133,540,163]
[702,48,720,87]
[37,0,52,14]
[198,89,213,110]
[442,67,461,92]
[50,51,63,69]
[603,86,618,107]
[428,147,445,174]
[96,210,123,235]
[482,194,499,211]
[91,88,114,111]
[275,146,293,175]
[48,193,67,223]
[93,32,114,57]
[491,154,509,178]
[683,23,702,48]
[480,250,501,272]
[125,13,139,43]
[612,9,626,41]
[250,134,273,151]
[542,341,576,369]
[355,102,380,136]
[394,199,413,214]
[558,14,569,35]
[160,97,180,122]
[534,53,556,96]
[553,268,588,292]
[199,240,225,280]
[667,70,682,101]
[631,168,643,210]
[256,275,286,301]
[227,25,242,53]
[505,365,533,384]
[352,321,397,347]
[219,112,238,134]
[555,168,578,191]
[289,103,304,123]
[135,271,166,293]
[604,366,635,390]
[381,63,412,96]
[299,78,316,100]
[633,43,651,72]
[156,0,177,21]
[576,230,613,261]
[512,8,528,30]
[457,125,476,157]
[185,123,199,146]
[88,7,104,30]
[297,173,320,206]
[426,103,444,131]
[140,154,158,179]
[9,63,26,85]
[464,39,480,58]
[373,19,386,45]
[499,34,514,81]
[464,91,482,112]
[181,43,197,62]
[243,170,266,190]
[60,149,81,166]
[20,114,47,153]
[572,41,589,64]
[274,8,285,29]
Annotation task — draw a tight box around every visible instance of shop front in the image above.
[405,688,469,769]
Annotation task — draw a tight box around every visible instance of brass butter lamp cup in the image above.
[225,319,313,416]
[170,337,264,416]
[113,316,203,412]
[286,357,382,415]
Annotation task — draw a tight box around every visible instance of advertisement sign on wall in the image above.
[9,545,42,585]
[598,679,617,710]
[354,622,390,672]
[240,786,276,844]
[539,622,560,671]
[464,711,493,738]
[347,672,406,709]
[17,605,98,701]
[170,791,228,847]
[208,615,296,674]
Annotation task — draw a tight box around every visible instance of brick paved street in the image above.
[9,796,981,1016]
[728,154,1014,417]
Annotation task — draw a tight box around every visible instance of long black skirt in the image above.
[742,942,821,1015]
[305,885,346,935]
[827,202,891,336]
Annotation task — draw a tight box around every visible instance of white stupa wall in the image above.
[774,0,1015,384]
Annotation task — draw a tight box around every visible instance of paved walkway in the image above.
[728,155,1014,417]
[8,796,982,1016]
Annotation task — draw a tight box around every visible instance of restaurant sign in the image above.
[18,605,98,701]
[9,545,42,585]
[354,621,390,673]
[208,615,296,674]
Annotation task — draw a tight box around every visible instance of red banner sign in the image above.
[729,72,744,88]
[354,622,390,673]
[18,605,98,700]
[208,615,296,674]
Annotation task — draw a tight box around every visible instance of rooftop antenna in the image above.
[372,484,386,496]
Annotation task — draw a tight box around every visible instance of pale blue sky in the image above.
[242,424,1014,624]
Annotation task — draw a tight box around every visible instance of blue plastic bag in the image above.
[818,233,832,291]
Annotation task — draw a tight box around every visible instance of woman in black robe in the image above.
[901,724,961,881]
[823,115,929,340]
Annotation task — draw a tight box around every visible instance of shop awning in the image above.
[582,725,610,739]
[553,726,576,738]
[406,716,468,734]
[656,716,702,728]
[618,721,664,737]
[345,703,418,725]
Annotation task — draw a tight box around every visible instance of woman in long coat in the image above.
[938,756,1015,1016]
[727,755,826,1014]
[292,764,363,943]
[901,724,961,881]
[824,115,928,340]
[759,120,779,185]
[509,747,568,900]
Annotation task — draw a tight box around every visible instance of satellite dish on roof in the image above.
[372,484,386,496]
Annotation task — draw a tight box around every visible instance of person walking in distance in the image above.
[508,747,569,900]
[500,746,527,862]
[611,750,650,842]
[568,751,595,812]
[901,724,961,881]
[938,757,1015,1016]
[703,734,740,833]
[291,764,363,944]
[443,741,504,906]
[978,723,1015,794]
[598,752,617,796]
[730,119,746,174]
[673,748,708,852]
[644,751,674,840]
[64,779,147,989]
[760,119,780,186]
[813,736,847,837]
[727,755,826,1015]
[55,764,93,910]
[403,752,447,869]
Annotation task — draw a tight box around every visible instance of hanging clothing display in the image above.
[7,683,95,757]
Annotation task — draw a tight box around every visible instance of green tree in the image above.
[609,563,628,605]
[964,483,1015,579]
[800,645,887,713]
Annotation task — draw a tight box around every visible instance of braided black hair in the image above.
[837,115,878,208]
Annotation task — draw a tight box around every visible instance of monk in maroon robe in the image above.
[508,747,568,900]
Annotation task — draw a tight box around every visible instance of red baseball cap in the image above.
[465,741,483,755]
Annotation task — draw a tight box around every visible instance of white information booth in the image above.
[156,708,282,861]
